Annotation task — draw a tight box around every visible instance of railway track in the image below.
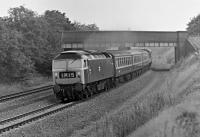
[0,102,77,134]
[0,85,53,102]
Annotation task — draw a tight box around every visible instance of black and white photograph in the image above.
[0,0,200,137]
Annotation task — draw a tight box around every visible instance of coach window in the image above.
[137,56,141,63]
[116,58,119,67]
[83,60,88,67]
[118,58,120,67]
[134,56,137,63]
[138,56,142,63]
[117,58,119,67]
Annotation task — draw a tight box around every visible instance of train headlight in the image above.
[54,72,58,79]
[77,72,81,78]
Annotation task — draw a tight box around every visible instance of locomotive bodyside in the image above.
[52,50,114,101]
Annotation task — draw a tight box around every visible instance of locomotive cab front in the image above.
[52,51,88,101]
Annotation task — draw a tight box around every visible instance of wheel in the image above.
[75,90,85,100]
[60,97,69,103]
[86,86,93,97]
[92,84,98,94]
[114,78,119,87]
[104,81,109,92]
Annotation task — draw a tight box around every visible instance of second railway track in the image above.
[0,85,53,103]
[0,102,77,134]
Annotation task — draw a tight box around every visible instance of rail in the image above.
[0,102,77,134]
[0,85,53,102]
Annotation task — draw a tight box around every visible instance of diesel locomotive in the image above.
[52,48,152,102]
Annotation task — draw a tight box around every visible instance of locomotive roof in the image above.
[55,49,111,60]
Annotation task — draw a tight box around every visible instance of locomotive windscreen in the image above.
[53,59,82,69]
[54,53,81,60]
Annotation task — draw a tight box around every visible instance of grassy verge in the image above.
[79,88,176,137]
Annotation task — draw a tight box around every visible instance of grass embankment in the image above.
[131,55,200,137]
[71,54,200,137]
[132,78,200,137]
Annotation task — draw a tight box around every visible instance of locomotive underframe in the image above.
[53,77,114,102]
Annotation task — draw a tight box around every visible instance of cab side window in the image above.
[84,60,88,67]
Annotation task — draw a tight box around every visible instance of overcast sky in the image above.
[0,0,200,31]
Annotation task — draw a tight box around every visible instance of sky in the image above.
[0,0,200,31]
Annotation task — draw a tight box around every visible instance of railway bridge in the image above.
[61,31,195,63]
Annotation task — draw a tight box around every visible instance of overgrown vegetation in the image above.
[0,6,99,82]
[187,14,200,35]
[85,92,176,137]
[176,111,200,137]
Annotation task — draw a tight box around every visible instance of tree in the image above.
[44,10,74,31]
[0,19,33,81]
[0,6,100,81]
[187,14,200,35]
[44,10,75,50]
[73,21,99,31]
